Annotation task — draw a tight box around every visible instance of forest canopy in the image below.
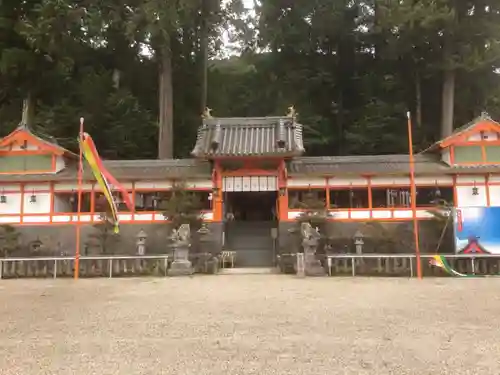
[1,0,500,159]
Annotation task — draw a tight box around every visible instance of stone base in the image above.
[305,261,326,276]
[168,260,194,276]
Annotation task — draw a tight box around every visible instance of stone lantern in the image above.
[30,238,43,255]
[197,223,219,274]
[301,222,325,276]
[353,230,365,255]
[136,229,148,256]
[168,224,194,276]
[197,223,212,253]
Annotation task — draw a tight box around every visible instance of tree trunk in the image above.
[336,90,344,155]
[21,91,35,128]
[158,44,174,159]
[112,69,121,90]
[441,68,455,139]
[200,0,209,113]
[415,70,422,129]
[440,6,457,139]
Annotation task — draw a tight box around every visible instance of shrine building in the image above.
[1,112,500,265]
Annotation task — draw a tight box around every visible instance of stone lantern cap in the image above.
[30,238,43,249]
[197,223,210,235]
[353,230,364,239]
[136,229,148,240]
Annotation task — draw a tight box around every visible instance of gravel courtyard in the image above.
[1,276,499,375]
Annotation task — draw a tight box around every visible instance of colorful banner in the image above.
[79,132,133,233]
[429,254,500,278]
[429,255,468,277]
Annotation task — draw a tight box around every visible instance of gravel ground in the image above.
[1,276,499,375]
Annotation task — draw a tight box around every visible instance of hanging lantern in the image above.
[472,181,479,196]
[0,189,6,204]
[30,190,37,203]
[434,180,441,197]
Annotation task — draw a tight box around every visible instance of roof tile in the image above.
[191,117,305,157]
[0,159,211,182]
[289,154,500,175]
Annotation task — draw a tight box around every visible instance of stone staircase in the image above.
[218,267,278,275]
[224,221,276,267]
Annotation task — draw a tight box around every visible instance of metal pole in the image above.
[410,256,414,277]
[327,257,332,276]
[471,257,475,275]
[109,259,113,278]
[164,257,168,276]
[407,112,422,279]
[53,259,57,279]
[351,257,355,276]
[74,117,84,280]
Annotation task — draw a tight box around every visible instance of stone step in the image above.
[218,267,278,275]
[223,249,274,267]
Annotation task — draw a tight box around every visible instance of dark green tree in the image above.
[0,224,20,257]
[162,181,203,230]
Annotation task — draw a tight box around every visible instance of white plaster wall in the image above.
[456,175,486,185]
[371,177,410,186]
[0,184,21,214]
[441,149,451,165]
[328,177,368,186]
[489,185,500,206]
[292,176,453,187]
[0,142,39,151]
[467,131,498,141]
[23,183,51,214]
[414,176,453,185]
[0,193,21,214]
[25,183,50,191]
[288,209,434,220]
[456,186,487,207]
[53,195,71,212]
[488,175,500,183]
[54,182,92,191]
[287,177,325,187]
[23,193,51,214]
[55,155,65,172]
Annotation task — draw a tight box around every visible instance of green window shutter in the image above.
[485,146,500,163]
[453,146,483,163]
[0,155,53,172]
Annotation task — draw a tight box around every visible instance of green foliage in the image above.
[0,224,20,257]
[294,190,329,231]
[1,0,500,156]
[86,213,120,255]
[162,182,203,230]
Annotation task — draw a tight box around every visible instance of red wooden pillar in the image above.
[212,161,223,222]
[278,159,288,221]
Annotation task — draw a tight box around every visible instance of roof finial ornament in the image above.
[287,105,297,118]
[202,107,213,119]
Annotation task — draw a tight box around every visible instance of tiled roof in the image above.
[0,125,77,157]
[191,116,305,157]
[0,159,212,182]
[289,154,500,175]
[421,112,500,153]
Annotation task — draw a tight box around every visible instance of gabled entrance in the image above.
[190,113,307,267]
[224,191,277,267]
